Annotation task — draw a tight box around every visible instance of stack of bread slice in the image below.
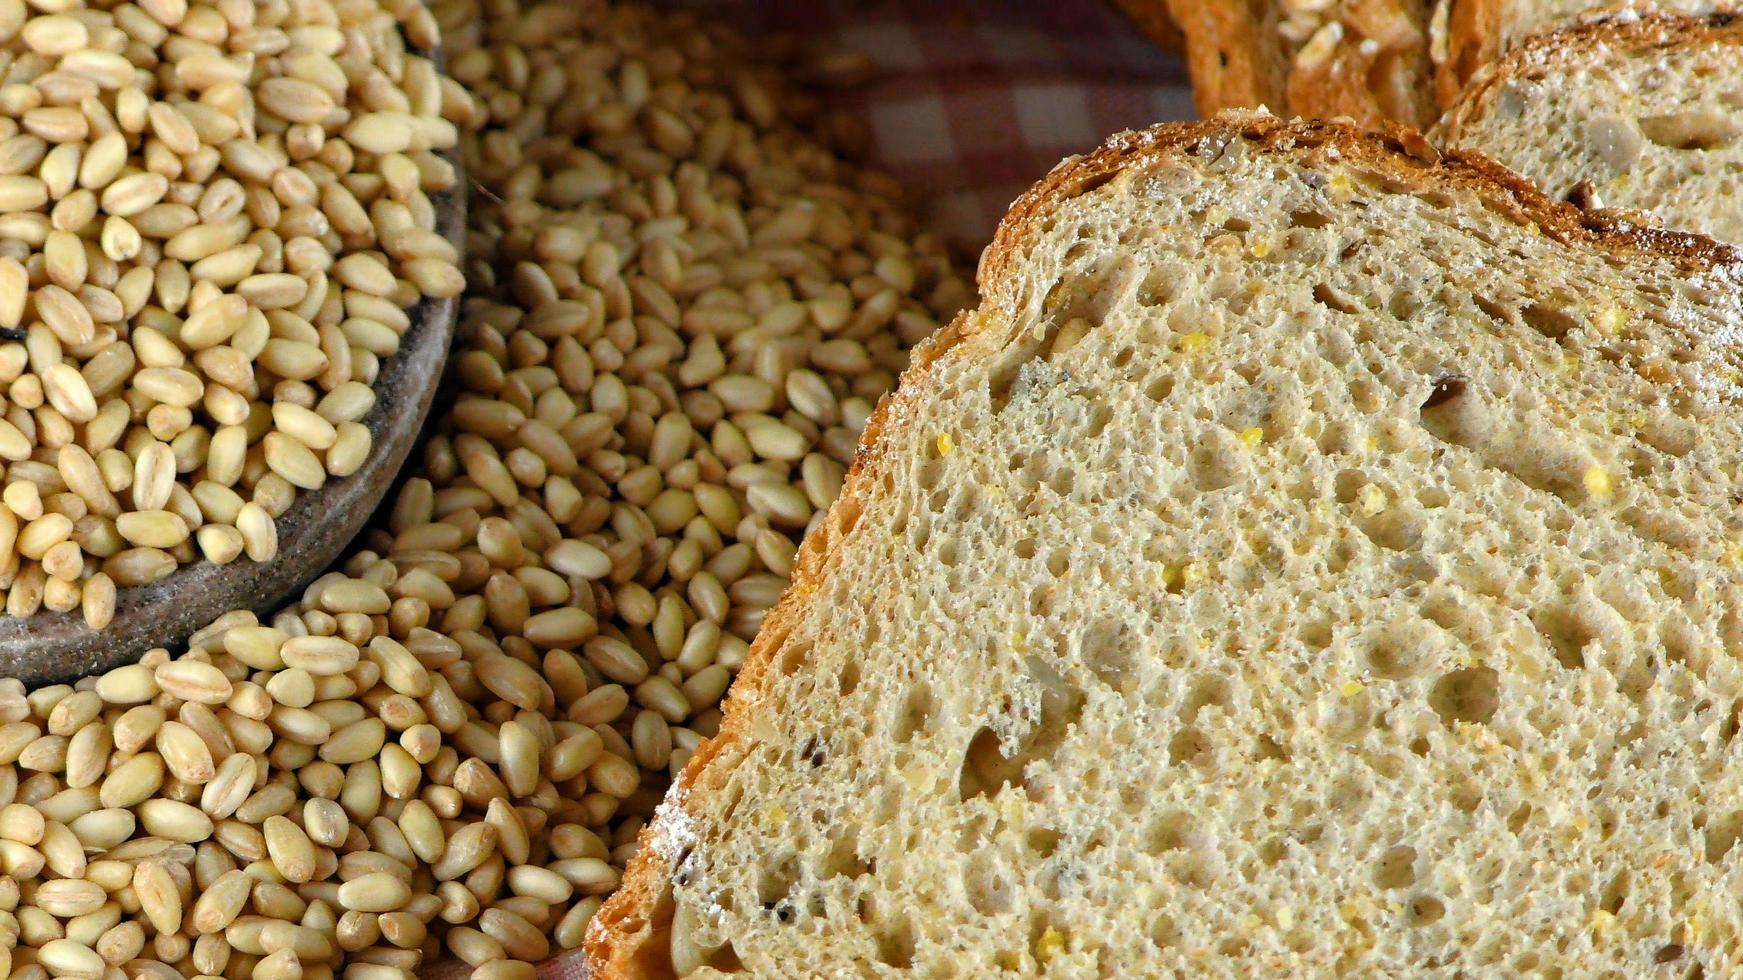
[587,6,1743,979]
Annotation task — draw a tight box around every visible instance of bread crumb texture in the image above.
[595,119,1743,977]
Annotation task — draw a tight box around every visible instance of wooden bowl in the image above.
[0,162,467,686]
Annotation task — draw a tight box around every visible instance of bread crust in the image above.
[583,112,1741,980]
[1435,0,1505,109]
[1437,9,1743,144]
[1161,0,1287,120]
[1164,0,1439,127]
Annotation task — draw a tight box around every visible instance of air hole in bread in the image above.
[1720,701,1742,744]
[1638,111,1741,150]
[1330,774,1371,814]
[1334,469,1366,504]
[1468,292,1514,328]
[1420,374,1467,412]
[703,940,743,971]
[769,636,811,679]
[1702,811,1743,862]
[1180,673,1231,719]
[1599,870,1630,915]
[1348,377,1385,414]
[1151,914,1177,950]
[1298,618,1333,650]
[1167,726,1213,768]
[1367,622,1434,679]
[1521,301,1580,340]
[1084,402,1113,439]
[1388,290,1422,323]
[838,661,859,696]
[1258,837,1287,867]
[1144,374,1175,403]
[1659,616,1707,676]
[1373,845,1418,889]
[821,828,868,881]
[1620,505,1703,553]
[1187,438,1241,493]
[935,537,959,569]
[1419,381,1492,453]
[1145,810,1198,854]
[1407,895,1446,926]
[1255,734,1288,762]
[1081,618,1137,688]
[1637,413,1697,457]
[1312,283,1362,320]
[1418,594,1471,635]
[1027,582,1057,618]
[1533,603,1596,670]
[1046,463,1075,499]
[891,685,934,743]
[962,851,1014,916]
[1429,667,1500,725]
[1026,828,1060,857]
[873,920,915,968]
[754,856,796,910]
[1316,419,1354,456]
[1358,506,1424,552]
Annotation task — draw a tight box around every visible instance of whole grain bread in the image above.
[1437,12,1743,246]
[587,113,1743,977]
[1158,1,1730,128]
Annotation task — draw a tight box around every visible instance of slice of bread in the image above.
[587,114,1743,977]
[1437,12,1743,246]
[1161,1,1730,128]
[1440,1,1731,108]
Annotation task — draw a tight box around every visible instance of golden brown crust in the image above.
[1437,9,1743,143]
[1436,0,1507,110]
[583,112,1741,980]
[1162,0,1289,120]
[1106,0,1186,50]
[1165,0,1439,128]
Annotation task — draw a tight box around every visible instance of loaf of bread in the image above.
[1159,0,1729,128]
[1438,12,1743,245]
[587,113,1743,977]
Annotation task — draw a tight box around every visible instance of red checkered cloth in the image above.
[453,3,1190,977]
[692,0,1195,252]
